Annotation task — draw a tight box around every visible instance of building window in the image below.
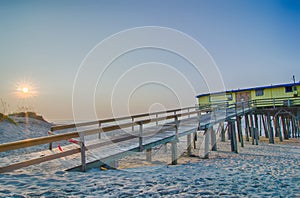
[227,94,233,100]
[294,86,298,97]
[285,86,293,93]
[255,89,264,96]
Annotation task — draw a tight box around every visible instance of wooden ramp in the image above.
[0,103,254,173]
[67,117,200,171]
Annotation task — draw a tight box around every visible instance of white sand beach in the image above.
[0,117,299,197]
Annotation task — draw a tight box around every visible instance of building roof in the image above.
[196,82,300,98]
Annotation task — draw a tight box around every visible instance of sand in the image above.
[1,138,299,197]
[0,118,299,197]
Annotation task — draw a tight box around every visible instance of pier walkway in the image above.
[0,97,299,173]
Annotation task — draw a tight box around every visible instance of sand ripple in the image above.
[0,142,299,197]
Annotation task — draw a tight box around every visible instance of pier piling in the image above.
[229,121,238,153]
[211,127,217,151]
[187,134,192,156]
[204,127,210,159]
[236,116,244,147]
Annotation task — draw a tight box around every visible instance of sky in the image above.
[0,0,299,121]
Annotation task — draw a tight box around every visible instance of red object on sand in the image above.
[68,139,79,144]
[58,144,63,152]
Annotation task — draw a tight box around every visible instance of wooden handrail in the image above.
[0,108,201,153]
[51,106,198,131]
[0,132,79,152]
[0,121,180,173]
[0,148,81,173]
[199,97,300,109]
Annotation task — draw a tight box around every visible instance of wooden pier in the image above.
[0,97,299,173]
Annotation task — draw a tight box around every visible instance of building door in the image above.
[236,91,251,103]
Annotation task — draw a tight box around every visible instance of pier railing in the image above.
[252,97,300,108]
[1,97,298,173]
[0,105,205,173]
[199,96,300,111]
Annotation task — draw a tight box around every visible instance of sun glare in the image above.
[15,80,38,99]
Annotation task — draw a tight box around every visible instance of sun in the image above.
[15,79,38,99]
[22,87,29,93]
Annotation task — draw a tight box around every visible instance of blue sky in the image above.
[0,0,299,120]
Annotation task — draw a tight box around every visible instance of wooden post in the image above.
[290,117,294,138]
[211,127,217,151]
[171,116,179,165]
[244,114,250,141]
[171,141,177,165]
[193,132,197,149]
[262,114,269,138]
[297,120,300,138]
[291,117,296,138]
[236,116,244,147]
[236,119,241,143]
[187,133,192,156]
[156,114,158,126]
[79,132,86,172]
[194,109,201,149]
[254,128,259,145]
[228,122,232,141]
[287,117,291,139]
[267,114,274,144]
[274,116,280,141]
[254,114,259,140]
[277,116,283,142]
[229,121,238,153]
[146,148,152,162]
[175,115,179,137]
[274,115,279,137]
[249,114,255,145]
[204,127,210,159]
[98,122,102,139]
[294,118,298,138]
[220,122,225,142]
[48,129,53,150]
[132,117,135,131]
[278,116,282,140]
[139,122,143,151]
[289,117,292,138]
[249,113,254,138]
[296,120,300,138]
[282,116,289,140]
[259,115,263,137]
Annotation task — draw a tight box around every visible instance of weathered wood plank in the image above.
[204,128,210,159]
[211,127,217,151]
[229,121,238,153]
[187,134,192,156]
[52,106,201,131]
[0,148,81,173]
[171,141,177,165]
[236,116,244,147]
[0,132,79,152]
[146,148,152,162]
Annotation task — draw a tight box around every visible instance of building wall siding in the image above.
[197,84,300,107]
